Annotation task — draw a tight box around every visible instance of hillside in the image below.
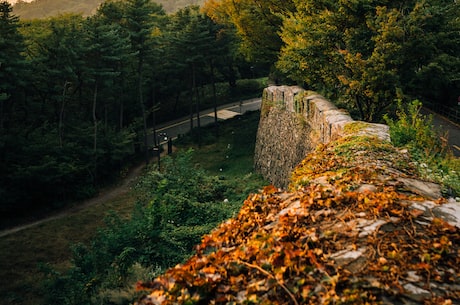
[135,132,460,305]
[12,0,205,19]
[134,88,460,304]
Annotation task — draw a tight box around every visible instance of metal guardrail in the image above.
[430,104,460,125]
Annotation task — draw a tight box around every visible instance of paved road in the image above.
[2,98,456,237]
[148,98,262,147]
[422,108,460,157]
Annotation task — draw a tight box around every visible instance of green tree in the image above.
[167,5,238,141]
[0,11,139,221]
[277,0,460,120]
[0,1,27,130]
[169,6,212,144]
[0,13,95,216]
[0,1,28,210]
[94,0,134,130]
[23,14,86,143]
[203,0,295,64]
[42,150,234,305]
[82,16,134,183]
[124,0,165,164]
[401,0,460,106]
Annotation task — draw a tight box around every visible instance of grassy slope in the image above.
[0,192,136,305]
[0,110,266,305]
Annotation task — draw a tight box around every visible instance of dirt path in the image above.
[0,159,149,238]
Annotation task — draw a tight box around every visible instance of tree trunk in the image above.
[210,60,218,137]
[138,63,149,165]
[119,73,126,130]
[93,81,98,185]
[104,101,108,131]
[59,81,69,147]
[173,91,180,113]
[189,93,194,134]
[0,96,4,131]
[152,87,157,147]
[354,95,365,121]
[119,99,124,130]
[192,63,201,147]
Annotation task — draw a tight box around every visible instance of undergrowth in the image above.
[384,100,460,197]
[39,112,267,305]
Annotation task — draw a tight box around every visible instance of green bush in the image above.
[384,100,460,196]
[233,79,264,96]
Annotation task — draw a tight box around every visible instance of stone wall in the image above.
[138,107,460,305]
[137,86,460,305]
[254,85,389,188]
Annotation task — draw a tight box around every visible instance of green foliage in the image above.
[1,0,256,226]
[384,100,440,155]
[0,1,28,127]
[275,0,460,121]
[41,148,257,305]
[1,1,259,303]
[231,79,265,98]
[203,0,294,63]
[384,100,460,196]
[136,149,227,209]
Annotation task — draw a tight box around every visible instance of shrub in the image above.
[232,78,267,98]
[384,100,460,196]
[41,149,250,305]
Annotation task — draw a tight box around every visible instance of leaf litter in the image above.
[136,136,459,304]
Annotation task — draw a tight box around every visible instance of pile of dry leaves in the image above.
[136,135,459,304]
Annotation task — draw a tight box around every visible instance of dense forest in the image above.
[203,0,460,121]
[12,0,204,18]
[0,0,268,227]
[1,0,459,304]
[1,0,459,226]
[1,0,459,225]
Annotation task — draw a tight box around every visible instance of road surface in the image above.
[148,98,262,146]
[422,108,460,157]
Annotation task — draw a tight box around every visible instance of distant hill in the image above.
[12,0,205,19]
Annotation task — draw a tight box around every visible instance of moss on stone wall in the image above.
[136,129,459,305]
[255,86,388,188]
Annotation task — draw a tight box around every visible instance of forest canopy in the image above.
[0,0,264,226]
[204,0,460,121]
[2,0,459,224]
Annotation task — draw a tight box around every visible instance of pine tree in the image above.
[124,0,165,164]
[0,1,26,130]
[82,15,134,184]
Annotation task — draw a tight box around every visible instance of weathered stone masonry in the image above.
[137,86,460,305]
[254,85,389,188]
